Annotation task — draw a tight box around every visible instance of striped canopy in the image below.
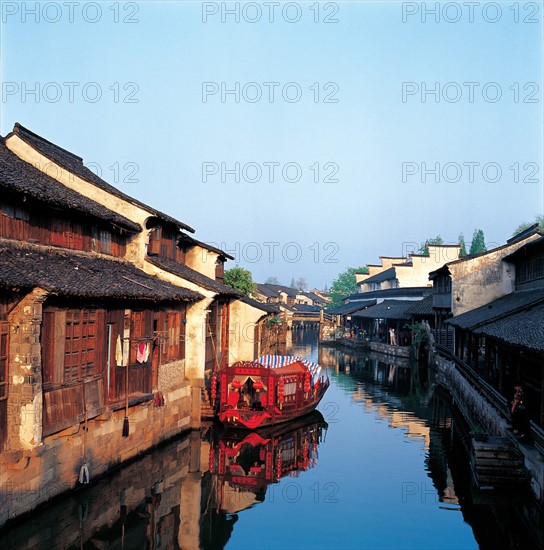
[255,355,322,384]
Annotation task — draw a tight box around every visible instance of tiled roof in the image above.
[255,283,298,298]
[179,233,235,260]
[428,265,450,280]
[327,300,377,315]
[447,288,544,330]
[408,294,434,316]
[0,239,202,302]
[292,304,322,313]
[360,267,397,284]
[0,138,140,233]
[352,299,419,320]
[239,296,280,314]
[304,291,328,305]
[146,255,242,297]
[346,287,432,301]
[473,302,544,353]
[10,123,195,233]
[502,236,544,262]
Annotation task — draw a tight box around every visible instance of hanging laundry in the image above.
[137,342,147,363]
[122,339,129,367]
[115,335,123,367]
[145,342,150,362]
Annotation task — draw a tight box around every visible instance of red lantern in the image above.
[211,374,217,401]
[276,451,282,480]
[277,377,284,410]
[304,371,311,397]
[231,379,242,390]
[253,381,264,392]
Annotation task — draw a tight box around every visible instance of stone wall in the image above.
[7,289,47,451]
[0,381,192,527]
[0,431,200,549]
[434,355,544,504]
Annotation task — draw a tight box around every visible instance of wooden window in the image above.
[517,255,544,285]
[64,310,97,382]
[14,206,29,221]
[42,310,67,385]
[129,310,152,364]
[99,229,112,255]
[148,228,161,256]
[42,309,103,386]
[215,259,225,281]
[165,311,181,361]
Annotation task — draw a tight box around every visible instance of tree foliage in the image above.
[458,233,467,257]
[327,266,368,309]
[290,277,296,288]
[469,229,486,255]
[224,266,256,296]
[295,277,308,290]
[419,235,444,255]
[265,276,280,285]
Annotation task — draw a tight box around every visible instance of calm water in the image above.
[1,330,542,549]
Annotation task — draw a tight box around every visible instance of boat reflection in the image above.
[200,412,327,548]
[211,411,326,512]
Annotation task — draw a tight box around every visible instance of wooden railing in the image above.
[435,344,544,453]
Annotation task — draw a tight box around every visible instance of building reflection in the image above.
[2,333,542,550]
[199,411,327,549]
[319,345,544,549]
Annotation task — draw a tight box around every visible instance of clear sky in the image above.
[1,1,543,289]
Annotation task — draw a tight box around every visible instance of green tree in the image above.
[469,229,486,255]
[512,215,544,236]
[458,233,467,257]
[327,266,368,309]
[419,235,444,255]
[265,276,280,285]
[290,277,296,288]
[224,266,256,296]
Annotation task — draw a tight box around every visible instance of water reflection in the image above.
[200,412,327,549]
[0,432,203,550]
[315,335,544,550]
[1,330,542,549]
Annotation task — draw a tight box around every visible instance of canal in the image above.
[1,330,542,549]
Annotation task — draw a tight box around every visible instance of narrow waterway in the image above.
[1,330,542,549]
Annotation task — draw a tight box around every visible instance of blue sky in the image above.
[1,1,543,288]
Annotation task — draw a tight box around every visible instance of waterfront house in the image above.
[446,233,544,437]
[0,123,277,525]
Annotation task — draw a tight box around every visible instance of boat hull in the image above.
[218,380,330,429]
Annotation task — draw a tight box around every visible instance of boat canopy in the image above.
[255,355,322,384]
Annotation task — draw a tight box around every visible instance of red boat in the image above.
[211,355,330,429]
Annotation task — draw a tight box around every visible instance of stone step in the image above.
[474,458,524,468]
[474,450,517,460]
